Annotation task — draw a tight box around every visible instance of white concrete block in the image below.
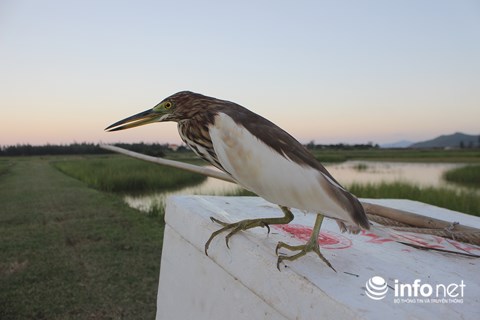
[156,196,480,320]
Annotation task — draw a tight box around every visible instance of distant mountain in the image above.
[409,132,480,149]
[380,140,413,148]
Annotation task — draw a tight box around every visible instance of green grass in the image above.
[163,150,209,165]
[310,148,480,163]
[443,165,480,188]
[0,157,164,319]
[53,155,206,194]
[348,182,480,216]
[0,159,12,176]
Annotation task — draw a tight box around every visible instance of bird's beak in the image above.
[105,109,164,132]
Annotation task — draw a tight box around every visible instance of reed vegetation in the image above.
[443,165,480,188]
[352,163,369,171]
[53,155,206,194]
[310,148,480,163]
[349,182,479,216]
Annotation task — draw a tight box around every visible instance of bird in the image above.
[105,91,370,271]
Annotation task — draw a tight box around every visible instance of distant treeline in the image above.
[305,141,380,150]
[1,141,379,157]
[0,143,182,157]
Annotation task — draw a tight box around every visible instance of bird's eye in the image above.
[164,102,172,109]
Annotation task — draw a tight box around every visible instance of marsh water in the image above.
[125,161,467,212]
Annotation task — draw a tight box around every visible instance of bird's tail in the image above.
[343,191,370,230]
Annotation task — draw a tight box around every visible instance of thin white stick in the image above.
[99,144,235,183]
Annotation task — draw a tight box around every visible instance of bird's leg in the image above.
[276,214,336,272]
[204,206,294,256]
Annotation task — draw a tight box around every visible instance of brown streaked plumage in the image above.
[106,91,370,271]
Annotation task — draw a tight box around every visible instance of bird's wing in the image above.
[221,104,345,188]
[209,111,368,228]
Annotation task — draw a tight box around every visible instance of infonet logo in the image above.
[365,276,388,300]
[365,276,466,304]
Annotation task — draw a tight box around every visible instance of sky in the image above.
[1,0,479,146]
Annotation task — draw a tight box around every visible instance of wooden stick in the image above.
[99,144,480,234]
[362,202,479,233]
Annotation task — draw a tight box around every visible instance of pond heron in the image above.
[106,91,370,271]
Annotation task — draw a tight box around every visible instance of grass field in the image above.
[0,159,12,176]
[0,157,164,319]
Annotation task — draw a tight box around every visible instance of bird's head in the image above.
[105,91,206,132]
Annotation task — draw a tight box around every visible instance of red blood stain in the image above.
[273,224,352,250]
[447,239,480,254]
[273,224,480,255]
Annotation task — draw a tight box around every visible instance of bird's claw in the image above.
[204,206,294,261]
[205,216,272,256]
[210,216,228,226]
[275,241,336,272]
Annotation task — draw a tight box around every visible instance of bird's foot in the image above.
[204,217,272,255]
[275,239,336,272]
[205,206,294,256]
